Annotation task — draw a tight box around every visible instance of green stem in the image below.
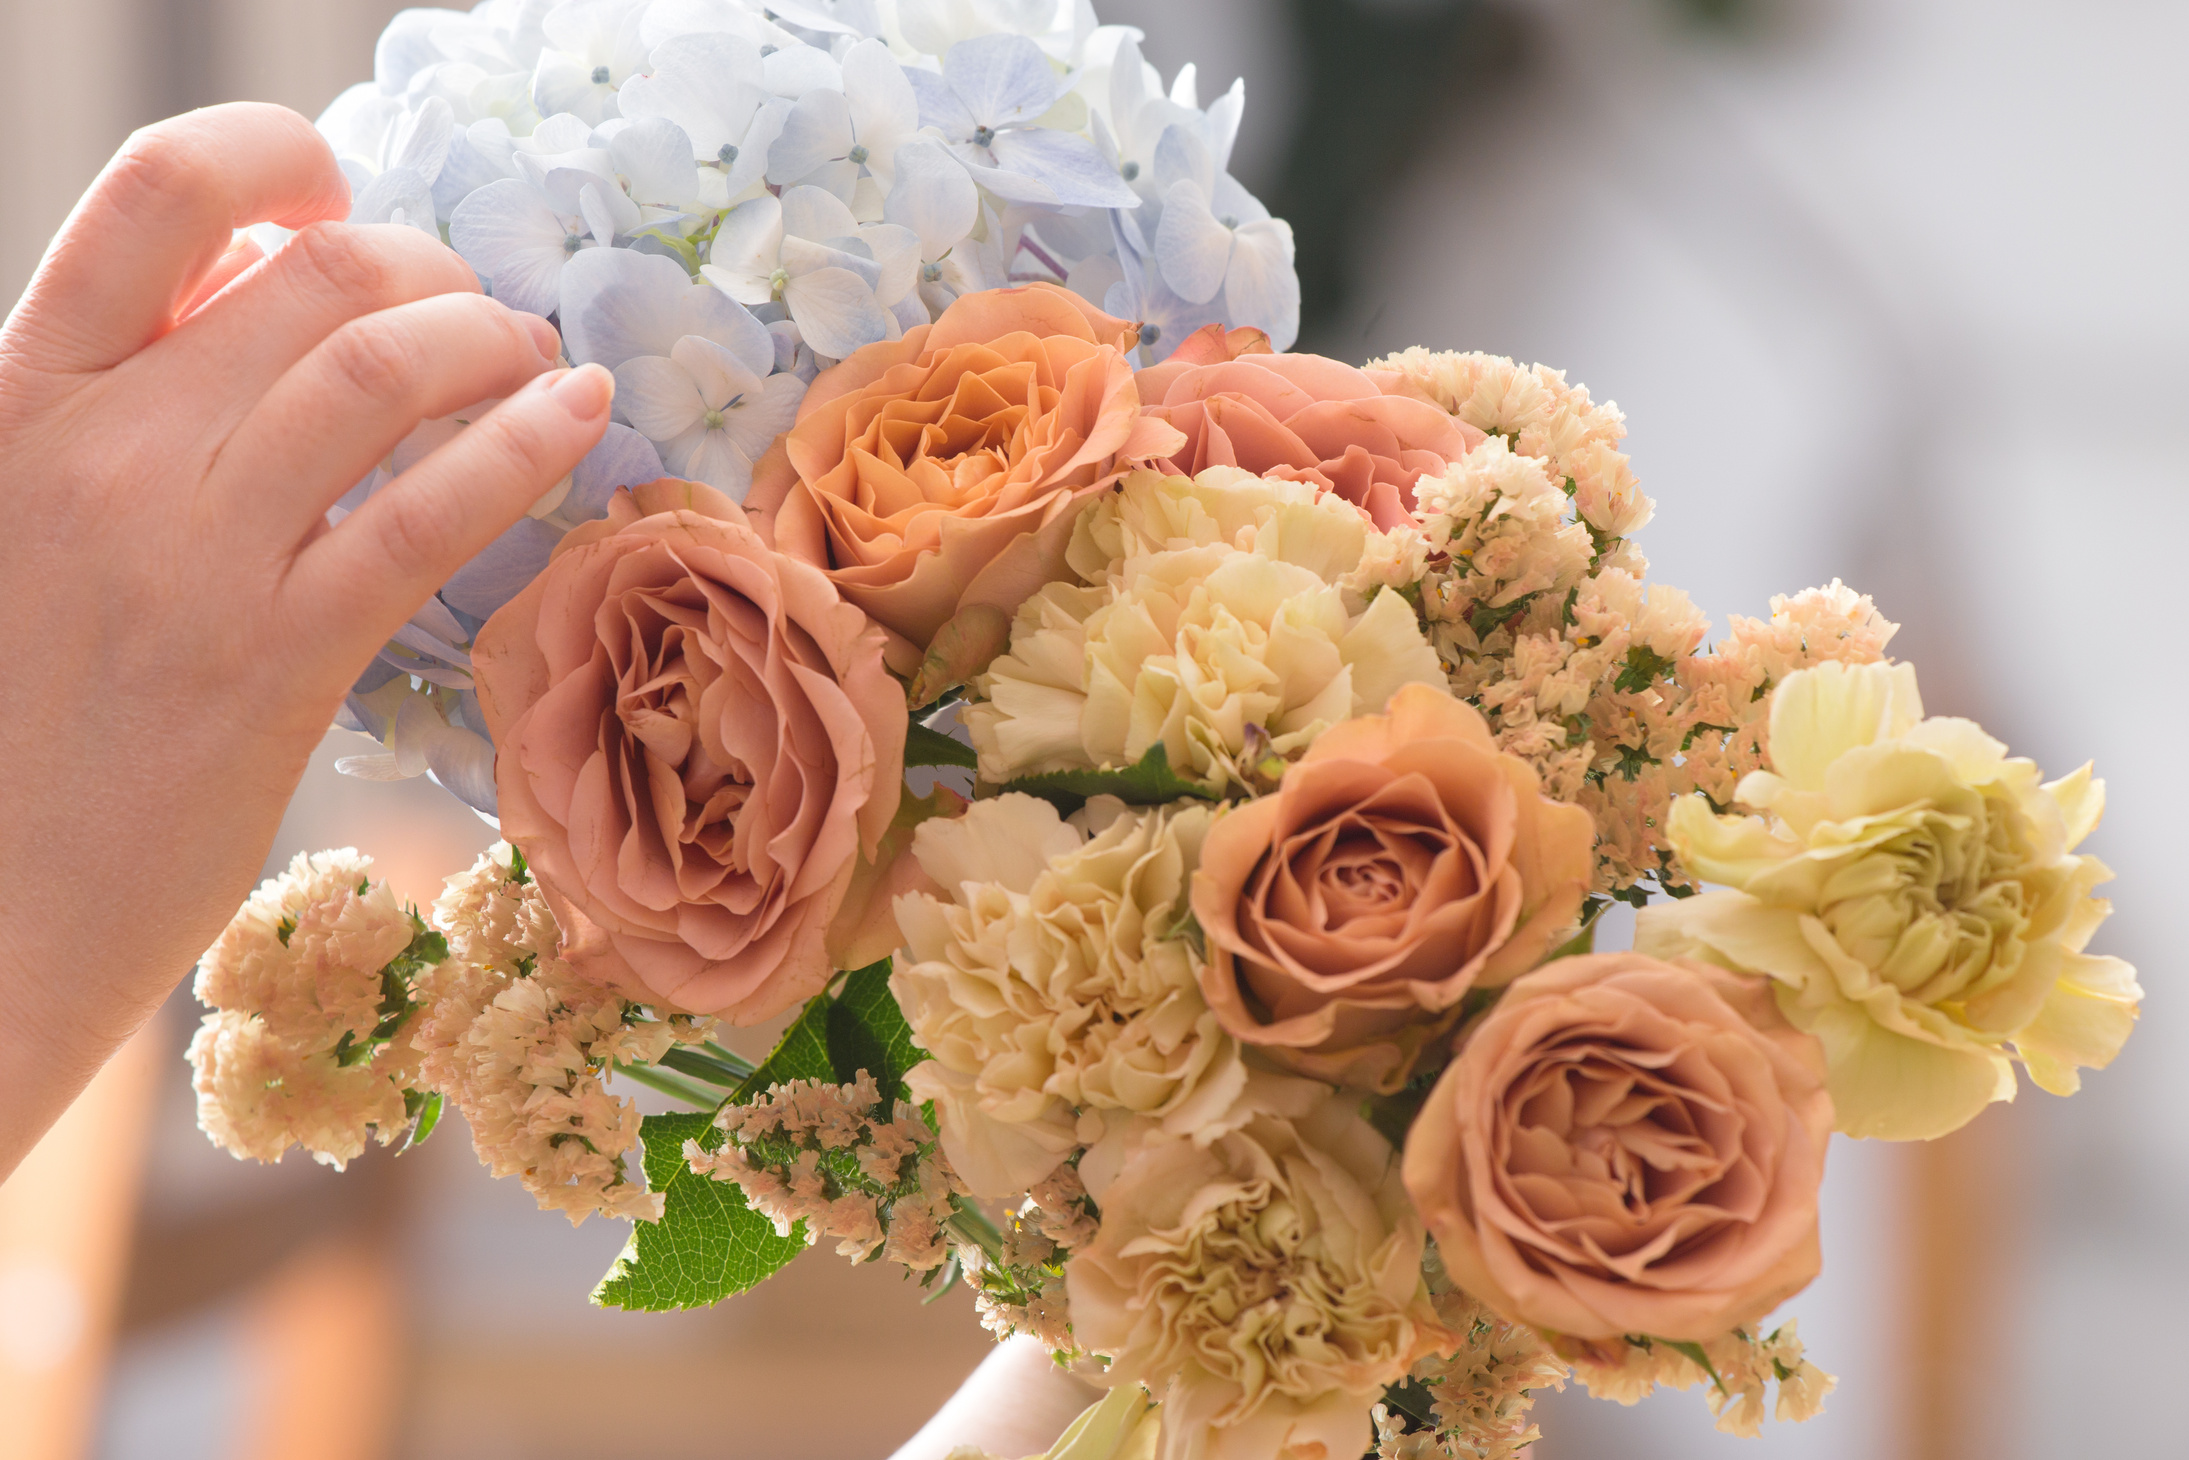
[658,1047,758,1087]
[614,1060,719,1109]
[701,1041,758,1077]
[944,1198,1006,1263]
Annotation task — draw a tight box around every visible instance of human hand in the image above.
[888,1338,1107,1460]
[0,103,613,1177]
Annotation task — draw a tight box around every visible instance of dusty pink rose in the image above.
[1402,953,1832,1342]
[753,283,1185,676]
[474,478,906,1023]
[1191,684,1595,1093]
[1135,348,1482,531]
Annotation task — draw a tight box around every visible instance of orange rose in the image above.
[474,479,905,1023]
[1136,349,1482,531]
[756,283,1185,676]
[1190,684,1594,1093]
[1403,953,1832,1342]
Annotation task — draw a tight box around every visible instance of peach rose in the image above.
[1135,349,1482,532]
[474,478,905,1023]
[756,283,1186,677]
[1403,953,1832,1342]
[1190,683,1595,1092]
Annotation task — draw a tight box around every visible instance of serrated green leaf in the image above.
[999,743,1220,816]
[827,959,920,1102]
[730,993,836,1103]
[591,1112,805,1311]
[906,721,979,770]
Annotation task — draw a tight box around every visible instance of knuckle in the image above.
[106,126,223,224]
[320,317,424,410]
[370,491,460,580]
[286,223,396,311]
[486,401,562,480]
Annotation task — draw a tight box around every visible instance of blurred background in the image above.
[1,0,2180,1455]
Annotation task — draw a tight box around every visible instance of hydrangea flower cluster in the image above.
[315,0,1298,815]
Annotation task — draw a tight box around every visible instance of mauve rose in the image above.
[1403,952,1832,1342]
[474,479,906,1023]
[1190,684,1595,1093]
[752,283,1185,676]
[1135,348,1482,531]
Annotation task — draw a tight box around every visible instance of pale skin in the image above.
[0,103,1093,1448]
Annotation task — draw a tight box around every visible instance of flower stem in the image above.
[945,1198,1006,1262]
[658,1046,757,1087]
[613,1060,718,1109]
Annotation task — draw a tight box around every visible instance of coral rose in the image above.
[1403,952,1831,1343]
[757,283,1186,675]
[474,478,905,1023]
[1134,348,1481,532]
[1190,683,1595,1092]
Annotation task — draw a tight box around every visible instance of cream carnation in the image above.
[892,794,1246,1197]
[968,529,1442,795]
[194,848,415,1050]
[1638,661,2139,1139]
[1067,1082,1447,1460]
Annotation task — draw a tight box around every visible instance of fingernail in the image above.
[545,362,612,419]
[520,312,563,363]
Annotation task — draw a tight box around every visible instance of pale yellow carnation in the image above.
[968,544,1442,793]
[892,794,1246,1197]
[1638,660,2138,1139]
[1067,1082,1447,1460]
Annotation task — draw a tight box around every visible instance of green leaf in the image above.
[1655,1337,1729,1396]
[730,993,836,1103]
[999,742,1219,816]
[1613,644,1678,695]
[399,1089,443,1152]
[827,959,921,1102]
[591,1112,806,1312]
[906,721,979,770]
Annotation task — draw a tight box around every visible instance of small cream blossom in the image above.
[187,1010,411,1169]
[1639,660,2139,1139]
[1067,1081,1448,1460]
[892,794,1247,1197]
[415,844,707,1224]
[195,848,415,1050]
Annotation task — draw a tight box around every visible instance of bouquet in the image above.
[188,4,2144,1458]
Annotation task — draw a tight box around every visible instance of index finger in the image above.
[3,103,350,377]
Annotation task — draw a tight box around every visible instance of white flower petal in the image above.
[560,246,699,368]
[905,65,977,138]
[779,183,861,243]
[386,95,454,183]
[1151,121,1213,198]
[884,136,979,258]
[610,117,699,205]
[986,128,1139,209]
[721,371,807,460]
[763,43,842,97]
[449,178,581,316]
[1154,178,1231,305]
[669,334,766,411]
[613,355,709,441]
[1223,218,1299,351]
[943,34,1062,128]
[349,164,440,237]
[769,87,853,183]
[858,222,922,305]
[784,266,892,360]
[563,423,666,522]
[677,426,757,497]
[616,32,766,157]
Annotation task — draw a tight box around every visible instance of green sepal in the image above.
[999,743,1219,816]
[591,1111,806,1312]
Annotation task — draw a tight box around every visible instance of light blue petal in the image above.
[615,355,708,440]
[906,65,976,139]
[441,515,563,618]
[987,129,1139,209]
[943,34,1062,128]
[426,724,500,816]
[1223,218,1299,351]
[387,96,454,183]
[1151,122,1212,198]
[677,285,776,379]
[559,246,695,368]
[566,423,667,520]
[885,137,979,258]
[721,371,807,460]
[785,266,892,360]
[678,428,756,497]
[1154,178,1231,305]
[431,129,511,222]
[451,179,577,317]
[349,165,438,236]
[770,88,853,183]
[780,183,861,242]
[610,117,699,205]
[617,32,766,157]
